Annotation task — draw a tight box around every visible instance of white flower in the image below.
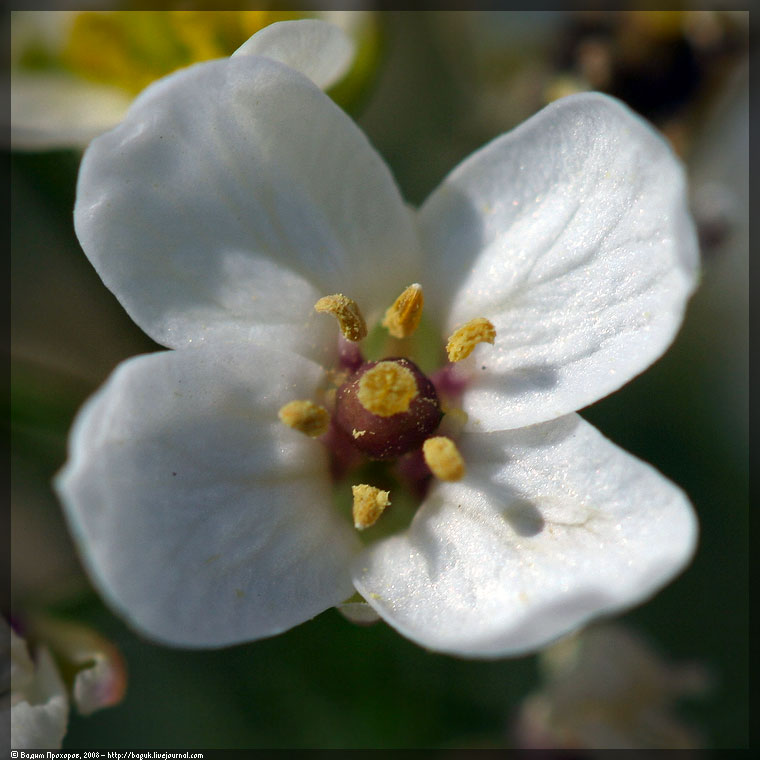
[514,623,710,749]
[2,617,127,750]
[56,21,699,658]
[3,620,68,751]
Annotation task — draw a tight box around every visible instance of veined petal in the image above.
[353,414,696,658]
[74,55,420,350]
[233,19,354,91]
[56,343,361,647]
[419,93,698,431]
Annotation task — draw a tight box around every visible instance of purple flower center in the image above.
[333,358,443,460]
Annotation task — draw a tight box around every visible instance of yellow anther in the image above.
[446,317,496,362]
[352,484,391,530]
[423,436,466,482]
[382,283,424,339]
[357,362,418,417]
[278,400,329,437]
[314,294,367,342]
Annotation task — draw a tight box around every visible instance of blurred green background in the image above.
[9,10,749,749]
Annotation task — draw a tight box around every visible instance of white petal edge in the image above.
[337,601,381,626]
[56,342,361,647]
[74,55,420,351]
[353,414,697,658]
[32,619,127,716]
[419,92,699,431]
[72,652,122,716]
[9,628,69,750]
[8,72,132,150]
[233,19,355,91]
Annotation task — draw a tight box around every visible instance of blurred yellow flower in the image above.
[60,11,308,94]
[9,10,379,150]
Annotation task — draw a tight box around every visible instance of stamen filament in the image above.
[352,484,391,530]
[382,283,424,338]
[314,293,367,342]
[446,317,496,362]
[423,436,466,481]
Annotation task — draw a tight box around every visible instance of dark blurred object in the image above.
[551,11,749,155]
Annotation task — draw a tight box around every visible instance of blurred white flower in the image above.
[515,623,710,748]
[30,616,128,718]
[8,10,372,150]
[4,620,68,750]
[3,616,127,750]
[57,21,698,657]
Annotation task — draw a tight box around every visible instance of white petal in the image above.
[9,627,69,750]
[233,19,354,91]
[353,414,696,657]
[419,93,698,430]
[75,55,419,350]
[72,652,122,716]
[9,72,132,150]
[337,602,381,626]
[25,618,127,716]
[56,343,361,647]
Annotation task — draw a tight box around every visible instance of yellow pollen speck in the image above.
[357,362,418,417]
[278,400,329,437]
[352,484,391,530]
[314,294,367,342]
[382,283,424,338]
[446,317,496,362]
[423,436,465,481]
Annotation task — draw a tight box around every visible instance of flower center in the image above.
[278,283,496,532]
[334,358,442,460]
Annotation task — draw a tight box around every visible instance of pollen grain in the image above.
[314,293,367,342]
[357,361,418,417]
[382,283,424,338]
[446,317,496,362]
[352,484,391,530]
[423,436,466,481]
[278,400,329,437]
